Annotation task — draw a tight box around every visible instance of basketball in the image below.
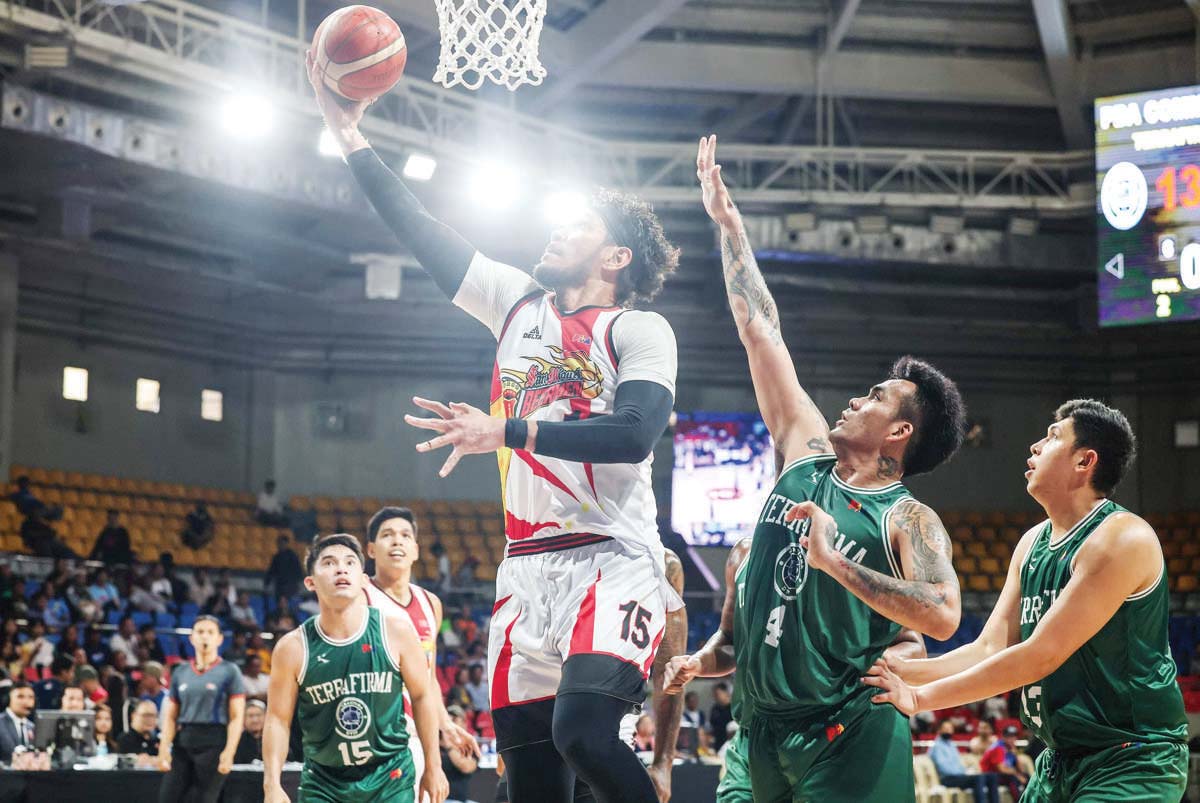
[312,5,407,102]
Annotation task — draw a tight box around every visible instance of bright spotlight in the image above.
[469,161,521,210]
[220,92,274,140]
[318,129,342,158]
[403,153,437,181]
[543,190,589,226]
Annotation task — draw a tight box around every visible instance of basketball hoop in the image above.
[433,0,548,91]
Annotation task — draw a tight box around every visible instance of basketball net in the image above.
[433,0,548,91]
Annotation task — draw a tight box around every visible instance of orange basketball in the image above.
[312,5,407,102]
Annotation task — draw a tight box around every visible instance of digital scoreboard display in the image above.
[1096,85,1200,326]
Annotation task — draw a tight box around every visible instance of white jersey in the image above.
[453,253,677,554]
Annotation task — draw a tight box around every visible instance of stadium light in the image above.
[543,190,589,226]
[220,92,274,140]
[469,161,521,210]
[403,153,437,181]
[318,129,342,158]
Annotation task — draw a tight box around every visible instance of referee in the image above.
[157,615,246,803]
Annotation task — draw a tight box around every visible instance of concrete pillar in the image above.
[0,254,16,479]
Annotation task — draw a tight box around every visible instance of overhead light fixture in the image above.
[855,214,888,234]
[23,43,70,69]
[930,214,964,235]
[318,129,342,157]
[784,212,817,232]
[403,153,437,181]
[469,161,521,210]
[543,190,589,226]
[1008,217,1039,236]
[219,92,275,140]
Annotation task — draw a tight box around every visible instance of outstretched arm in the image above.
[864,513,1163,715]
[647,550,687,803]
[698,135,830,467]
[788,501,961,641]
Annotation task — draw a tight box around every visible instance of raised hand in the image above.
[305,50,370,155]
[662,654,702,695]
[405,396,505,478]
[696,134,740,229]
[862,657,921,716]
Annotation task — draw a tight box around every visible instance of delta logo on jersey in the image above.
[499,346,603,419]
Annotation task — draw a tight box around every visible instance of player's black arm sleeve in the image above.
[346,148,475,299]
[532,380,672,464]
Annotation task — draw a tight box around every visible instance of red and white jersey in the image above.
[453,253,678,554]
[364,578,438,723]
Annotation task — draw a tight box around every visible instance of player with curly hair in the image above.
[309,56,683,803]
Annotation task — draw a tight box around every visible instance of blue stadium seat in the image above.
[44,633,60,645]
[24,580,40,598]
[178,610,197,628]
[154,612,176,629]
[130,612,153,628]
[158,634,180,657]
[249,596,265,626]
[180,602,200,619]
[105,610,123,626]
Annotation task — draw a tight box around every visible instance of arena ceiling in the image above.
[1,0,1199,385]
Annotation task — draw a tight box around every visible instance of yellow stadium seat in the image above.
[990,574,1007,592]
[46,469,67,486]
[979,557,1001,575]
[989,542,1009,560]
[967,575,990,592]
[63,472,84,488]
[940,511,962,527]
[964,511,984,526]
[1164,542,1182,559]
[975,527,997,542]
[966,542,988,558]
[1169,558,1189,576]
[9,465,28,481]
[952,525,972,542]
[1182,541,1200,558]
[956,556,978,574]
[1179,575,1199,593]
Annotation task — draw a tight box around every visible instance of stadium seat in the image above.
[1179,576,1199,593]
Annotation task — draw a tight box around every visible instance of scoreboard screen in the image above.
[1096,85,1200,326]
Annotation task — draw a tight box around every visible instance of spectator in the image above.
[234,699,266,763]
[65,572,100,624]
[0,681,36,763]
[681,690,707,732]
[189,568,215,609]
[240,653,269,700]
[203,582,233,619]
[264,536,303,599]
[464,664,489,713]
[41,590,72,630]
[454,556,479,586]
[980,725,1029,801]
[266,595,295,632]
[441,704,478,803]
[139,624,167,664]
[93,703,118,755]
[215,570,238,606]
[77,665,108,706]
[20,620,54,670]
[969,720,996,756]
[181,501,215,550]
[35,654,75,710]
[223,629,249,666]
[116,699,160,756]
[89,510,133,566]
[83,627,110,669]
[445,668,471,711]
[101,668,127,730]
[110,616,140,666]
[43,558,72,592]
[247,632,271,675]
[255,480,289,527]
[55,623,82,661]
[230,591,257,630]
[709,682,733,751]
[129,577,167,615]
[431,542,451,592]
[2,579,27,619]
[148,564,173,603]
[122,661,167,731]
[928,720,1000,803]
[87,569,122,612]
[20,511,75,558]
[9,476,60,520]
[633,713,655,752]
[982,694,1009,723]
[61,684,86,712]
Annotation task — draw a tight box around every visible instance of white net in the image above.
[433,0,548,91]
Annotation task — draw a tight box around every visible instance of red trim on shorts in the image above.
[492,594,512,616]
[505,532,613,558]
[491,608,521,709]
[568,570,602,656]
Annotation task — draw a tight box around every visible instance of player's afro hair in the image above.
[889,356,968,477]
[591,189,680,307]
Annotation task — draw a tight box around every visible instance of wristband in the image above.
[504,418,528,450]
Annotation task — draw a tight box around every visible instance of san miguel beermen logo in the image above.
[334,696,371,739]
[773,542,809,601]
[499,346,604,419]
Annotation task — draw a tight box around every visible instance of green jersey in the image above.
[298,606,411,771]
[734,453,914,720]
[1017,499,1186,752]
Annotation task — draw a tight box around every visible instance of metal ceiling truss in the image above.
[0,0,1093,216]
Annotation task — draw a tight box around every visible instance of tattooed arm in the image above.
[786,500,961,641]
[697,134,831,465]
